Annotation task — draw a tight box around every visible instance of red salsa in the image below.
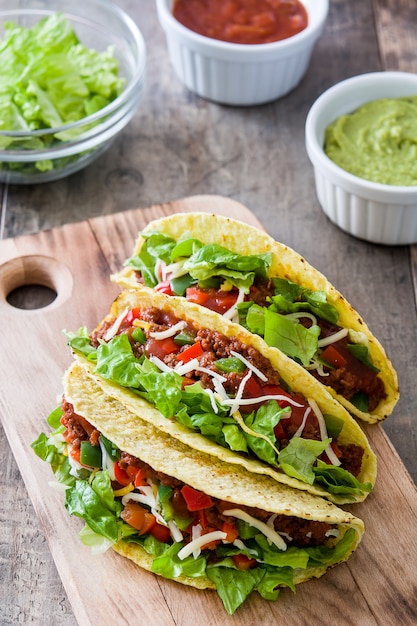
[172,0,308,45]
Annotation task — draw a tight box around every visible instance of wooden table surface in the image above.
[1,1,416,624]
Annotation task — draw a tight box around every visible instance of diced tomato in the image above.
[274,420,286,441]
[155,280,174,296]
[186,287,238,314]
[125,308,142,324]
[149,523,172,543]
[244,375,264,398]
[232,554,257,570]
[121,501,156,535]
[70,445,81,463]
[186,287,210,306]
[125,466,148,488]
[178,341,204,363]
[181,485,213,511]
[145,337,181,359]
[320,442,343,465]
[114,462,132,486]
[134,467,148,488]
[221,521,239,543]
[321,345,347,369]
[195,508,209,531]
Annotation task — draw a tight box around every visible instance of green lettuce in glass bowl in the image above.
[0,0,146,184]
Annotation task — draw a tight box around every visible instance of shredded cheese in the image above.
[99,439,116,481]
[223,509,287,551]
[113,483,134,497]
[121,484,168,527]
[228,369,253,416]
[308,398,341,466]
[317,327,349,348]
[306,358,329,377]
[229,350,268,382]
[293,406,312,438]
[232,410,280,457]
[103,308,129,341]
[233,539,259,556]
[204,387,221,414]
[174,358,200,374]
[154,258,165,282]
[177,531,227,560]
[286,311,318,325]
[149,320,186,340]
[195,366,227,384]
[168,520,183,542]
[221,394,303,409]
[161,260,187,281]
[212,379,229,402]
[149,355,174,373]
[132,318,151,331]
[191,523,203,558]
[222,287,246,321]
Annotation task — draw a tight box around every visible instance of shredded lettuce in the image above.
[125,232,272,291]
[0,12,124,173]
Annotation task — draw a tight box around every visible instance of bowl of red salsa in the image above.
[156,0,329,106]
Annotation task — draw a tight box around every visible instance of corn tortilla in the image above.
[64,362,365,589]
[112,212,399,424]
[74,287,377,505]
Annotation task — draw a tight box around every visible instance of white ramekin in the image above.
[305,72,417,246]
[156,0,329,106]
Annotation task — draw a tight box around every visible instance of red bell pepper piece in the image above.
[181,485,213,511]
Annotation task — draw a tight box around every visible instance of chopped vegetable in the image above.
[0,12,125,173]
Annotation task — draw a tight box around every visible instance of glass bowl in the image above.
[0,0,146,184]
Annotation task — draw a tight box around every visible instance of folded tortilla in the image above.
[59,362,365,614]
[112,212,398,425]
[71,287,377,505]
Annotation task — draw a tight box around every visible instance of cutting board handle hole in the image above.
[0,255,73,312]
[7,283,57,310]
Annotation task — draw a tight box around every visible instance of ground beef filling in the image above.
[92,307,365,477]
[63,411,335,549]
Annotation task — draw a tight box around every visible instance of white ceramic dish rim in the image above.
[0,3,146,143]
[157,0,329,62]
[305,71,417,204]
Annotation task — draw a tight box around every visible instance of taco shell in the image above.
[64,362,365,593]
[73,287,377,505]
[112,212,398,424]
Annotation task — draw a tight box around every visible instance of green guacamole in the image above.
[324,96,417,186]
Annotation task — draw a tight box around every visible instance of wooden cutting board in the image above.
[1,195,416,626]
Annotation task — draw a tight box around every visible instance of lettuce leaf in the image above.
[278,437,331,484]
[126,234,272,292]
[313,460,373,497]
[206,566,265,615]
[0,12,124,173]
[242,401,284,466]
[151,542,207,580]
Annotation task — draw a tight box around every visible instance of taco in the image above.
[32,362,365,615]
[112,212,398,425]
[67,287,376,504]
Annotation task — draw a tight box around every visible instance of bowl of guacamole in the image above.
[305,72,417,245]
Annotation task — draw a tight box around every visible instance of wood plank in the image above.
[0,196,416,625]
[373,0,417,72]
